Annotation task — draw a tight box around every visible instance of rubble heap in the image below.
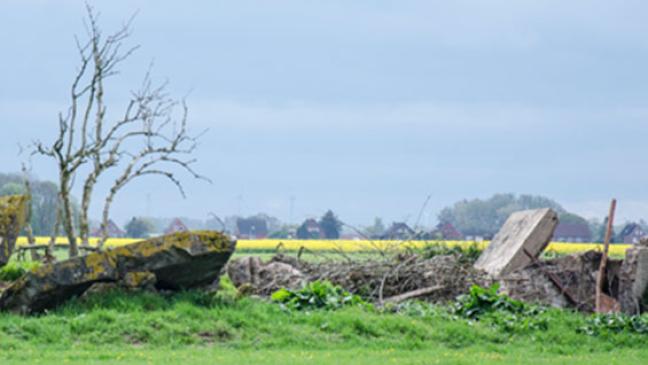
[500,250,615,312]
[228,208,648,314]
[228,253,491,303]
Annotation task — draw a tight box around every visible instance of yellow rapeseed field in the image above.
[16,237,631,256]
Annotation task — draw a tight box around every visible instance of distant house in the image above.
[236,217,269,239]
[340,232,363,240]
[434,222,463,240]
[165,218,189,235]
[297,219,324,239]
[381,222,415,240]
[91,219,125,238]
[553,223,592,243]
[619,223,647,244]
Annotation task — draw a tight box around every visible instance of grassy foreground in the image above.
[1,286,647,365]
[3,348,646,365]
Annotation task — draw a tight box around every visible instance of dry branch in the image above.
[382,285,445,304]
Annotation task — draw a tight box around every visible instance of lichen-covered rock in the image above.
[0,231,236,314]
[0,195,29,268]
[82,271,158,298]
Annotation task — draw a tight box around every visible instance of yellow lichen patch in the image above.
[156,231,233,252]
[108,231,234,258]
[34,263,55,278]
[82,253,117,281]
[122,271,156,289]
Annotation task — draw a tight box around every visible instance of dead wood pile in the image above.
[227,253,492,303]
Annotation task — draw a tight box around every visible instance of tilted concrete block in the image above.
[474,208,558,277]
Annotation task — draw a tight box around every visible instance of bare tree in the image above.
[34,5,206,257]
[98,101,207,248]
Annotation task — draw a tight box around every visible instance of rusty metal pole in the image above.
[595,198,617,313]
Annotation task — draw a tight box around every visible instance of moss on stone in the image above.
[122,271,156,289]
[109,230,233,259]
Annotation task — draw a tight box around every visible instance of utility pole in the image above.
[596,198,618,313]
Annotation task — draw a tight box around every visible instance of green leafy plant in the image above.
[453,284,527,319]
[0,262,39,282]
[271,280,368,311]
[452,284,548,333]
[580,313,648,336]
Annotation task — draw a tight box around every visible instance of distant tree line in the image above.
[3,179,641,244]
[437,193,598,239]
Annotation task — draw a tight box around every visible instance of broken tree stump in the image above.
[0,195,29,268]
[474,208,558,277]
[0,231,236,314]
[596,199,618,313]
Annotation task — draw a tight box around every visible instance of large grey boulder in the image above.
[0,231,236,314]
[474,208,559,277]
[618,244,648,315]
[0,195,29,268]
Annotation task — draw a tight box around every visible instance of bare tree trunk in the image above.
[79,173,98,247]
[59,174,78,257]
[98,188,117,250]
[47,205,62,261]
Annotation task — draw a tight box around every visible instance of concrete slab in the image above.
[619,246,648,315]
[474,208,559,277]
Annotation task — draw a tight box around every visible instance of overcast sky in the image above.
[1,1,648,226]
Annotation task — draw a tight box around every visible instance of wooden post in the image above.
[596,199,617,313]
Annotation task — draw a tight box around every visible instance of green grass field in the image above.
[1,285,647,365]
[3,347,647,365]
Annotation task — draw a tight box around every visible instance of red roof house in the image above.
[165,218,189,235]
